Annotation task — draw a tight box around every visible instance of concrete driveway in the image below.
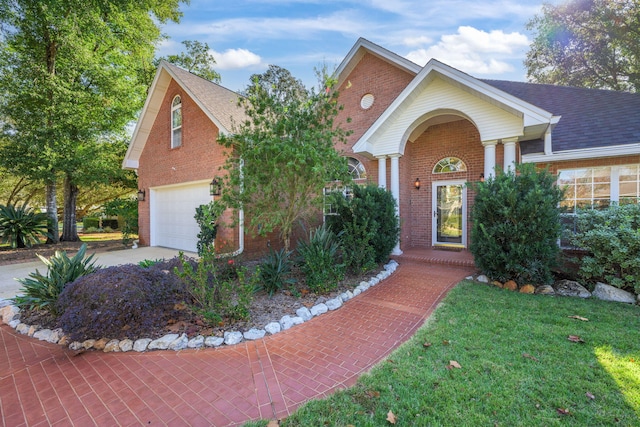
[0,247,191,300]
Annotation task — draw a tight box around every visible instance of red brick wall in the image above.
[336,52,416,184]
[537,155,640,174]
[401,119,486,248]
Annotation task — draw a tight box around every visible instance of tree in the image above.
[218,65,352,251]
[525,0,640,92]
[162,40,221,82]
[469,164,565,285]
[0,0,185,243]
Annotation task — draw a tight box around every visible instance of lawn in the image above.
[248,281,640,426]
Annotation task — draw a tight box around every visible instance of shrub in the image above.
[0,204,50,248]
[469,163,564,285]
[571,203,640,293]
[259,247,295,296]
[194,202,218,256]
[103,198,137,244]
[325,184,399,273]
[138,258,163,268]
[297,224,344,294]
[57,263,188,341]
[13,244,98,315]
[174,252,257,324]
[82,217,100,230]
[83,226,100,233]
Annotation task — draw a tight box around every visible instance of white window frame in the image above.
[171,95,182,149]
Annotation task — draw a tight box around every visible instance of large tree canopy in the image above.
[218,65,352,251]
[161,40,221,82]
[0,0,185,242]
[525,0,640,92]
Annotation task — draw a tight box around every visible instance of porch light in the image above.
[479,173,485,182]
[210,178,221,197]
[414,178,421,190]
[137,189,145,202]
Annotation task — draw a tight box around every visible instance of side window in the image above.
[347,157,366,179]
[171,95,182,148]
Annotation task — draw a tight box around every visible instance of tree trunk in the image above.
[61,175,80,241]
[45,179,59,244]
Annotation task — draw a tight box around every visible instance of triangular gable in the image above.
[335,37,421,87]
[352,58,558,157]
[123,61,245,170]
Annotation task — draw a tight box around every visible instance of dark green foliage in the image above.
[260,248,296,296]
[469,164,564,285]
[194,202,218,256]
[174,252,257,324]
[0,204,50,248]
[325,184,399,273]
[57,262,188,341]
[82,217,100,230]
[571,203,640,293]
[103,198,137,244]
[13,244,98,315]
[138,258,163,268]
[297,224,344,294]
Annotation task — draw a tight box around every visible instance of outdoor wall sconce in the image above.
[414,178,421,190]
[479,173,485,182]
[137,189,145,202]
[210,178,221,197]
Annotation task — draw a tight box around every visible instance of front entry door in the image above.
[432,181,466,247]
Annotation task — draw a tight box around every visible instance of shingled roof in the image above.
[482,79,640,154]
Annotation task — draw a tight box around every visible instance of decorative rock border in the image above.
[0,260,400,353]
[467,274,640,305]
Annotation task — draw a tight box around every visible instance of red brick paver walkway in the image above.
[1,261,474,426]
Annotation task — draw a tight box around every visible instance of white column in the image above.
[389,154,402,255]
[503,138,517,172]
[377,156,387,189]
[483,140,497,179]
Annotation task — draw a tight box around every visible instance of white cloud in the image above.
[210,48,262,70]
[403,35,433,47]
[405,26,529,75]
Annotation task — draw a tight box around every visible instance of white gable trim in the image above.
[122,62,232,170]
[522,143,640,163]
[353,59,555,156]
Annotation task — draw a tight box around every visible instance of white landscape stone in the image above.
[224,331,243,345]
[187,335,205,349]
[204,336,224,347]
[368,277,380,286]
[33,329,53,342]
[104,339,121,352]
[476,275,489,283]
[592,282,636,304]
[280,315,304,330]
[119,339,134,352]
[296,307,313,321]
[9,319,20,329]
[133,338,152,352]
[243,329,266,340]
[264,322,281,335]
[1,304,19,324]
[325,297,343,311]
[169,334,188,350]
[310,303,328,317]
[0,299,11,308]
[352,288,361,297]
[148,333,180,350]
[16,323,29,334]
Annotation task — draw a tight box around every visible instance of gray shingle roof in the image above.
[482,80,640,153]
[162,61,247,132]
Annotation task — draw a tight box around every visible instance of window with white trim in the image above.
[433,157,467,174]
[171,95,182,148]
[618,164,640,205]
[347,157,366,179]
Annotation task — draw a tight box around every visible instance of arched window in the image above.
[171,95,182,148]
[348,157,366,179]
[433,157,467,174]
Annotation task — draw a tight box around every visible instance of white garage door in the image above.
[151,182,212,253]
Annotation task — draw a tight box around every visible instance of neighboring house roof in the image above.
[123,61,246,170]
[483,80,640,156]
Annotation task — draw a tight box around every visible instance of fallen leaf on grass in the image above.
[423,342,432,348]
[442,340,450,345]
[586,392,595,400]
[448,360,462,369]
[387,410,397,424]
[365,390,381,399]
[557,408,570,415]
[568,335,585,343]
[523,353,539,362]
[267,420,280,427]
[568,315,589,321]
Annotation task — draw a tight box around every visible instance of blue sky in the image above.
[158,0,558,92]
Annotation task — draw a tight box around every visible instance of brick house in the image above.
[123,38,640,256]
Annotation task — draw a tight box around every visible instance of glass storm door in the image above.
[432,181,466,247]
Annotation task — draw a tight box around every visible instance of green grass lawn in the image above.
[248,281,640,426]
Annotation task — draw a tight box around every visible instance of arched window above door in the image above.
[347,157,366,179]
[433,157,467,174]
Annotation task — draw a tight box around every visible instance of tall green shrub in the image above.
[469,164,564,285]
[0,204,50,248]
[297,224,344,294]
[571,203,640,293]
[325,184,399,273]
[103,198,138,244]
[194,202,218,256]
